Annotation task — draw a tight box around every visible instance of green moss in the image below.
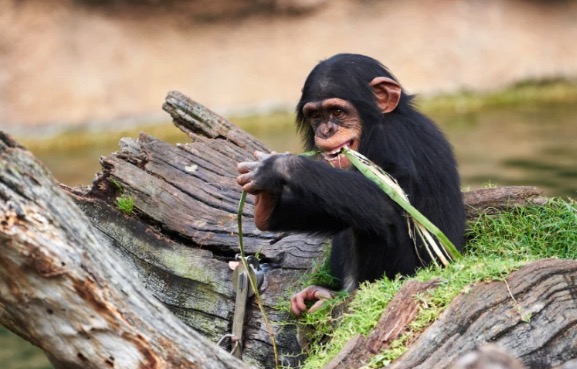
[295,198,577,369]
[115,193,134,215]
[110,178,135,215]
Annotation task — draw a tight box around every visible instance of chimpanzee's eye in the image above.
[332,108,345,118]
[306,111,321,130]
[309,111,321,122]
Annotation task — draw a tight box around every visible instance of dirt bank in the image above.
[1,0,576,134]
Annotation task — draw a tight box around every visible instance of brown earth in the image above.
[1,0,576,135]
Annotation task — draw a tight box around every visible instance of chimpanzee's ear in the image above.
[369,77,402,113]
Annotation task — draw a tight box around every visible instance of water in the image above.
[437,102,577,197]
[2,101,576,368]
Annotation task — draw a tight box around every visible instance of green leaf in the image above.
[342,147,462,263]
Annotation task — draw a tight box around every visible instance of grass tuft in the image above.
[115,193,135,215]
[110,178,135,215]
[294,198,577,369]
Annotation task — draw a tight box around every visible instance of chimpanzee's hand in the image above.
[290,285,335,316]
[237,151,293,195]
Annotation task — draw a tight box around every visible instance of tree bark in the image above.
[323,279,441,369]
[319,259,577,369]
[390,259,577,369]
[0,91,558,369]
[463,186,548,219]
[0,132,251,369]
[68,91,325,368]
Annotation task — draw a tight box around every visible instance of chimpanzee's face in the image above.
[301,97,362,169]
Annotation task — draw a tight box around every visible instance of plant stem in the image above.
[237,191,279,368]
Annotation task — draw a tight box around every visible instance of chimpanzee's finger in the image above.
[237,161,258,174]
[290,292,308,316]
[313,287,335,300]
[242,183,256,194]
[307,299,327,314]
[254,151,273,161]
[236,172,253,187]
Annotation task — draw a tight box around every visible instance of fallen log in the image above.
[463,186,548,219]
[0,132,250,369]
[0,91,557,369]
[323,279,441,369]
[390,259,577,369]
[322,259,577,369]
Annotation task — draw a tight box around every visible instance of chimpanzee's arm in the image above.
[237,152,402,235]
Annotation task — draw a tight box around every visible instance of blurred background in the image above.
[1,0,576,368]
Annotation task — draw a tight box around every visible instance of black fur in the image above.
[262,54,465,290]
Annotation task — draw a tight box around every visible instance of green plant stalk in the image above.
[237,191,279,368]
[342,147,462,261]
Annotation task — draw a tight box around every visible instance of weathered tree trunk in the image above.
[325,259,577,369]
[394,258,577,369]
[323,279,442,369]
[0,91,557,369]
[0,132,251,369]
[67,91,326,368]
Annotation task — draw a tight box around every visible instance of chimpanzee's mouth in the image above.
[321,140,354,161]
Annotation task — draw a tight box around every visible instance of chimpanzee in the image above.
[237,54,465,316]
